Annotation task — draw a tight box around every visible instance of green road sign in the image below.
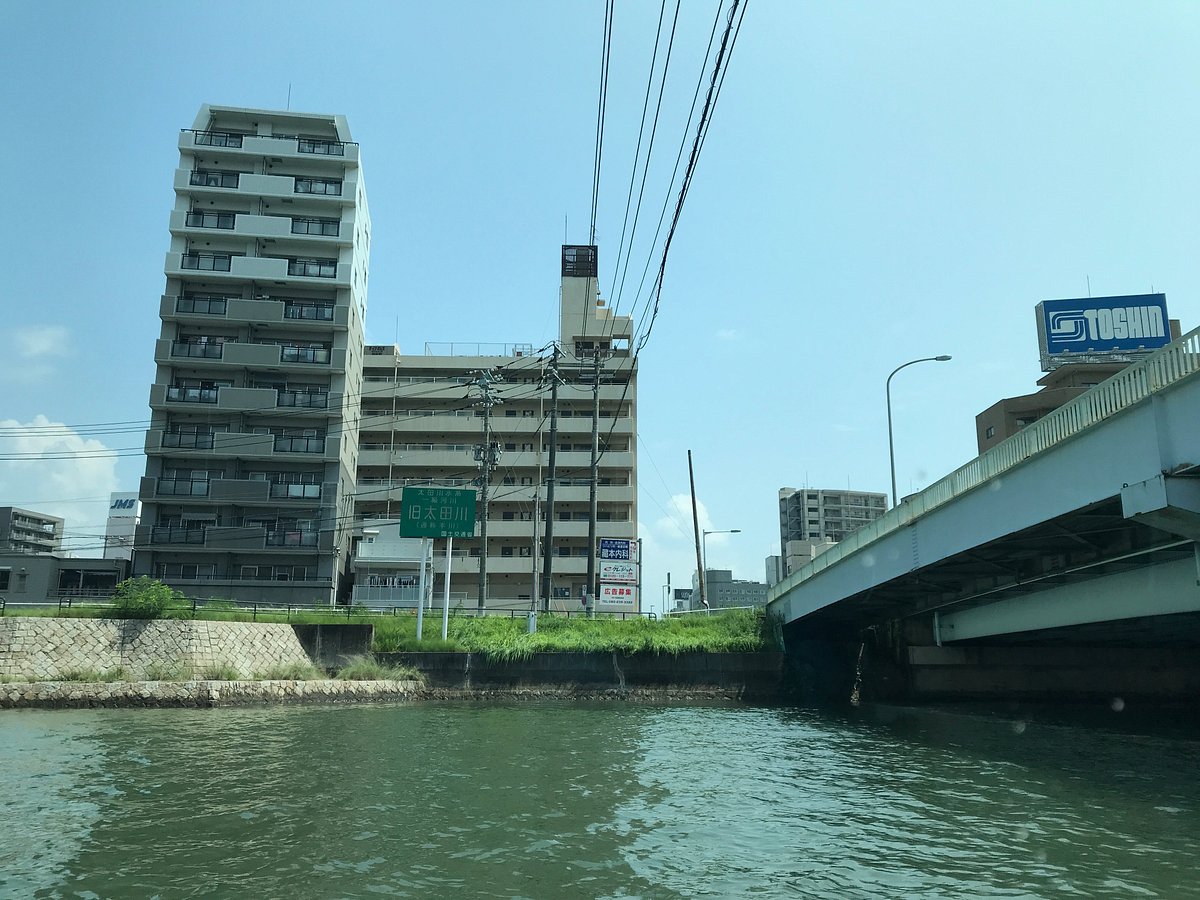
[399,487,478,538]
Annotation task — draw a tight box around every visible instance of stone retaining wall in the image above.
[0,618,314,680]
[0,679,420,709]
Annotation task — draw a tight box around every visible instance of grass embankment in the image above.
[373,608,775,660]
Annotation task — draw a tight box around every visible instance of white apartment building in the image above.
[133,105,370,604]
[778,487,887,576]
[354,245,638,612]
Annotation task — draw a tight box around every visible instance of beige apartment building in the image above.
[133,105,370,604]
[354,246,638,611]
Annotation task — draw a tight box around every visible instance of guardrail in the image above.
[4,596,657,622]
[769,325,1200,603]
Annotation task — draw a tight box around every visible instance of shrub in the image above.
[201,662,241,681]
[109,577,188,620]
[257,662,324,680]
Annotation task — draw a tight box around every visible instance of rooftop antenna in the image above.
[564,214,567,243]
[286,83,292,111]
[1086,275,1091,297]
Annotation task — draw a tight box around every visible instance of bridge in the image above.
[768,329,1200,702]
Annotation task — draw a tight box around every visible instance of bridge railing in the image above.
[770,326,1200,602]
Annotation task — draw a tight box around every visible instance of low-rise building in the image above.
[0,508,64,555]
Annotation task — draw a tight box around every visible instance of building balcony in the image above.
[160,295,349,332]
[169,210,351,248]
[137,523,333,553]
[153,339,346,373]
[164,252,351,287]
[357,447,475,468]
[139,476,334,505]
[179,130,360,167]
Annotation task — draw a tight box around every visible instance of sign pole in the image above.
[416,537,427,641]
[442,535,453,640]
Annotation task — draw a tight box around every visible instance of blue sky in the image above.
[2,1,1197,611]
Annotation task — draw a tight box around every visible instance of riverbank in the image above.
[0,678,754,709]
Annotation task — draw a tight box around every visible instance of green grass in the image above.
[255,661,325,680]
[335,656,424,681]
[372,608,774,660]
[56,668,128,682]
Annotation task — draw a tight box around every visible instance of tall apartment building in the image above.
[0,508,64,555]
[133,105,370,604]
[778,487,887,575]
[354,245,638,611]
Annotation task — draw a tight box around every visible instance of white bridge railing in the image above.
[769,326,1200,603]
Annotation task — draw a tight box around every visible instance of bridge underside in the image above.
[781,496,1200,702]
[791,495,1199,644]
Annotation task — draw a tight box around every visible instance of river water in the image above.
[1,701,1197,898]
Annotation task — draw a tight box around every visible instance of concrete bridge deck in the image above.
[768,329,1200,701]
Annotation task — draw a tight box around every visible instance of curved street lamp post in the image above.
[887,355,952,507]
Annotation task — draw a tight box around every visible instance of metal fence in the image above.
[769,325,1200,602]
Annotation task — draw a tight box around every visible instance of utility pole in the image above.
[688,449,706,609]
[540,345,562,612]
[472,370,502,613]
[585,347,605,611]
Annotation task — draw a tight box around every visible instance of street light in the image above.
[886,355,952,507]
[700,528,741,608]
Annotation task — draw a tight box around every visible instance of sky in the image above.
[1,1,1198,614]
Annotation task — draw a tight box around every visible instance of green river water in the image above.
[1,701,1197,898]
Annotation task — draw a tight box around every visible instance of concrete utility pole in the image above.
[688,450,706,609]
[472,370,503,613]
[585,347,605,611]
[540,345,563,612]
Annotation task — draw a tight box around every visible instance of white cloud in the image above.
[0,416,120,555]
[639,493,747,613]
[15,326,69,359]
[715,328,740,341]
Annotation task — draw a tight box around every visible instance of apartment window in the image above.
[502,512,515,521]
[156,563,215,580]
[0,571,8,590]
[186,210,235,229]
[501,547,514,557]
[291,216,340,236]
[171,336,225,359]
[283,300,335,321]
[278,343,331,364]
[519,547,532,558]
[287,258,338,278]
[297,138,345,156]
[985,425,996,439]
[189,169,240,188]
[193,130,243,148]
[181,252,233,272]
[166,382,220,403]
[294,177,342,196]
[163,425,219,449]
[177,294,229,315]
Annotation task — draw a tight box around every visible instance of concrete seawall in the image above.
[379,650,784,697]
[0,678,421,709]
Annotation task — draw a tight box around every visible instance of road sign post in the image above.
[399,488,477,638]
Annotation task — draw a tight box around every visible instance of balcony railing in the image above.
[294,178,342,196]
[287,258,337,278]
[193,131,243,148]
[189,170,239,188]
[280,345,331,364]
[291,217,340,236]
[284,302,335,321]
[162,432,215,449]
[171,341,223,359]
[181,252,232,272]
[265,531,319,547]
[277,390,328,408]
[150,526,206,544]
[157,479,210,497]
[269,483,322,499]
[273,436,325,453]
[176,296,228,315]
[185,211,235,229]
[297,138,346,156]
[166,386,218,404]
